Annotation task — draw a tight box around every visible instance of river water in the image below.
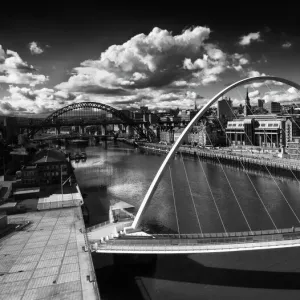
[70,142,300,299]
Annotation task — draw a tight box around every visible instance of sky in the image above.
[1,1,300,117]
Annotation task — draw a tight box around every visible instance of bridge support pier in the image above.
[79,125,85,135]
[101,125,107,136]
[55,127,61,135]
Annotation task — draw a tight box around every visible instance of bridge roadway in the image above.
[90,227,300,254]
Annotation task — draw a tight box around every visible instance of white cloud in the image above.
[0,45,48,86]
[0,85,77,115]
[247,70,266,78]
[262,89,300,103]
[244,70,285,88]
[282,42,292,49]
[56,26,233,100]
[238,32,261,46]
[53,26,239,110]
[249,90,260,98]
[228,53,250,73]
[287,87,298,94]
[28,42,44,55]
[57,26,219,94]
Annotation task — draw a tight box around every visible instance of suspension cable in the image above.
[169,165,180,236]
[213,110,279,231]
[203,130,253,232]
[277,84,300,158]
[180,152,203,235]
[229,87,300,225]
[264,81,300,168]
[197,153,228,235]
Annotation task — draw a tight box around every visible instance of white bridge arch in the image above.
[130,75,300,230]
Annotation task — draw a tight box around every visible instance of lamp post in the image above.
[60,165,72,201]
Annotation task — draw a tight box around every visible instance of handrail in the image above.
[87,220,111,232]
[92,233,300,253]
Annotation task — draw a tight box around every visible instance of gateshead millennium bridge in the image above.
[83,76,300,254]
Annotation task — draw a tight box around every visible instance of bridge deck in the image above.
[90,227,300,254]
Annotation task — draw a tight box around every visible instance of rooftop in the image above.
[13,187,40,195]
[0,202,17,209]
[0,181,13,200]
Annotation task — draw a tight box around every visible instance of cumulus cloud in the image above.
[249,90,260,97]
[262,89,300,103]
[0,45,48,86]
[282,42,292,49]
[55,26,272,110]
[53,26,239,110]
[28,42,44,55]
[56,26,221,94]
[243,70,285,89]
[229,53,250,72]
[238,32,261,46]
[247,70,266,78]
[0,85,78,114]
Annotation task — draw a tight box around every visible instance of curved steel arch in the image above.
[30,101,152,140]
[131,75,300,229]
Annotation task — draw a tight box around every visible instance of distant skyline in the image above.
[1,2,300,116]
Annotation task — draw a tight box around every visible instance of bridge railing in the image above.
[86,221,111,232]
[91,231,300,253]
[151,226,300,239]
[90,227,300,252]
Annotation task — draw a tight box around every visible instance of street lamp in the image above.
[61,165,72,201]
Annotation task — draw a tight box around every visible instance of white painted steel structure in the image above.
[94,238,300,254]
[130,76,300,230]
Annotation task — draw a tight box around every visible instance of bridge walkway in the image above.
[90,227,300,254]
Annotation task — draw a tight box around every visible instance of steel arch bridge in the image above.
[130,75,300,230]
[29,101,157,141]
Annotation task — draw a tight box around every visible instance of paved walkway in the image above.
[0,207,100,300]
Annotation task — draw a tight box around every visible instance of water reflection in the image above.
[72,142,300,299]
[71,142,300,232]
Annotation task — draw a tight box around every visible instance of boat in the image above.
[75,152,81,160]
[69,139,89,145]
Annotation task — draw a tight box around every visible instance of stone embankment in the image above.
[140,143,300,180]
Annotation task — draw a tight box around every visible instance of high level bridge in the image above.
[20,102,157,141]
[87,76,300,255]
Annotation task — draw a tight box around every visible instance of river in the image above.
[70,141,300,299]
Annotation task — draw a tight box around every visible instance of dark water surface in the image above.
[71,142,300,299]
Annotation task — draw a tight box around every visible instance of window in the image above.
[261,124,266,127]
[238,124,243,127]
[268,124,272,127]
[274,124,279,127]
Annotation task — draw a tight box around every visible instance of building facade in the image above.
[217,98,234,120]
[21,149,71,186]
[225,115,293,148]
[160,130,174,144]
[270,102,281,114]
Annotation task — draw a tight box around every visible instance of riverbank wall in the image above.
[116,138,138,147]
[140,143,300,180]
